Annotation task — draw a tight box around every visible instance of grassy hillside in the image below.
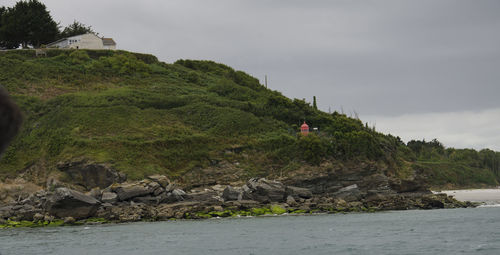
[0,49,499,188]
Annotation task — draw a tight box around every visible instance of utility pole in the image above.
[265,75,268,88]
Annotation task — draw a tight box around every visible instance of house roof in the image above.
[46,38,67,46]
[102,38,116,46]
[47,34,116,47]
[46,33,90,46]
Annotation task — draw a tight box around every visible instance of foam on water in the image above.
[478,203,500,208]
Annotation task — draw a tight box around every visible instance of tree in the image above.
[0,6,19,49]
[60,20,98,38]
[0,7,5,25]
[313,96,318,110]
[0,0,59,49]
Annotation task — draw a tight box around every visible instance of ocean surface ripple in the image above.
[1,207,500,255]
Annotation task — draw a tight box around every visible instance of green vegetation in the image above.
[0,49,391,181]
[0,0,58,48]
[270,205,287,214]
[0,0,99,49]
[0,217,114,228]
[405,139,500,188]
[0,49,498,189]
[59,20,98,39]
[189,206,303,219]
[0,219,65,228]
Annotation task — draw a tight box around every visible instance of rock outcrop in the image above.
[242,178,287,203]
[57,161,126,190]
[43,188,100,219]
[286,186,313,199]
[101,192,118,204]
[113,183,154,201]
[222,186,242,201]
[0,173,473,225]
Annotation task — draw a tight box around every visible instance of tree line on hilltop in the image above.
[0,0,97,49]
[406,138,500,176]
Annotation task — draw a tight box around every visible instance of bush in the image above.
[298,134,328,165]
[69,50,90,65]
[91,53,151,76]
[208,79,258,101]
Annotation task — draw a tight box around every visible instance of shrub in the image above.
[91,53,151,76]
[69,50,90,65]
[298,134,328,165]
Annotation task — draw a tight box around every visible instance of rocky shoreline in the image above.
[0,173,474,228]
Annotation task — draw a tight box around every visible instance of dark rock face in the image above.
[44,188,100,219]
[284,164,377,196]
[389,178,429,193]
[57,161,126,190]
[421,194,445,209]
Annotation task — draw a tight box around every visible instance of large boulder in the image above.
[186,190,220,204]
[222,186,242,201]
[0,206,14,219]
[242,178,286,203]
[285,186,313,199]
[112,183,152,201]
[87,188,102,200]
[162,189,187,203]
[44,188,100,219]
[332,184,363,202]
[147,175,170,189]
[57,161,126,190]
[101,192,118,204]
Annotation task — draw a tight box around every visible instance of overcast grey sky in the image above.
[2,0,499,150]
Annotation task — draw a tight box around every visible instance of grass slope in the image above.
[0,49,498,188]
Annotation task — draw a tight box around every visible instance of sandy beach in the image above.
[436,189,500,205]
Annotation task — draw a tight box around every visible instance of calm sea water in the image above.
[1,207,500,255]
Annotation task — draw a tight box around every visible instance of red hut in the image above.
[300,121,309,136]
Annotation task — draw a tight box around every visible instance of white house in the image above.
[46,33,116,50]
